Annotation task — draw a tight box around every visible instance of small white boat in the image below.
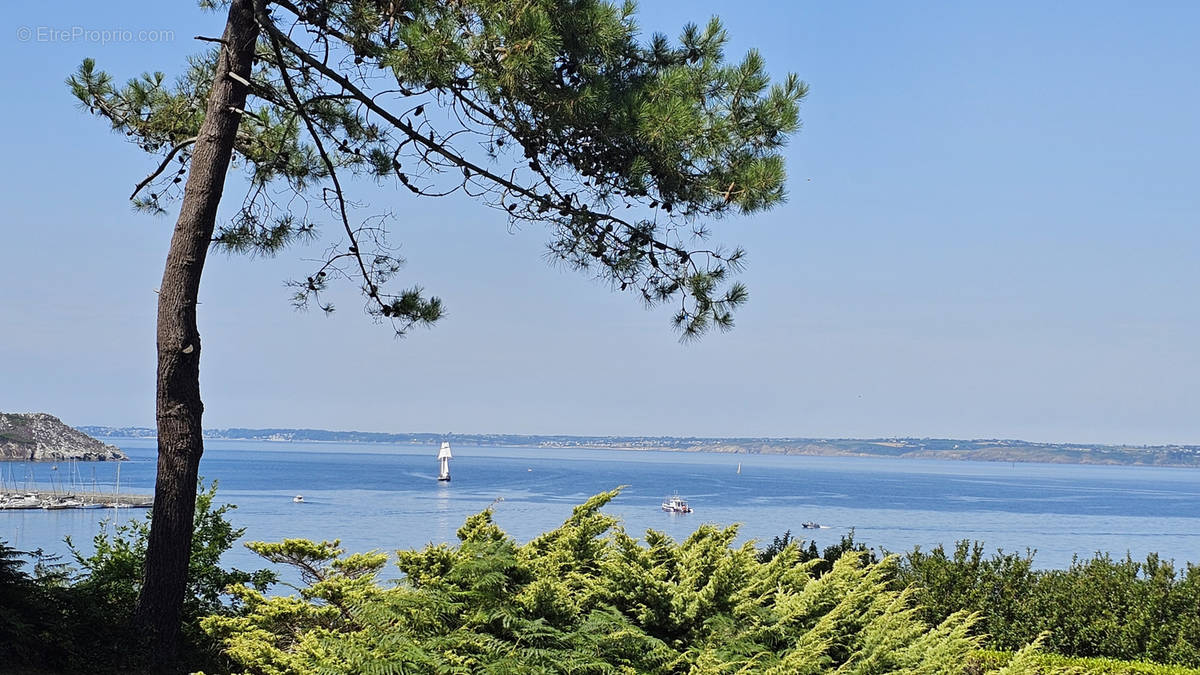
[801,521,821,529]
[0,494,41,509]
[437,442,452,482]
[293,495,304,503]
[661,493,693,513]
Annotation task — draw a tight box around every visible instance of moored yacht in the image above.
[0,494,41,509]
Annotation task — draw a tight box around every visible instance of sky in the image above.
[1,2,1198,445]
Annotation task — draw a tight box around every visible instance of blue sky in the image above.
[1,2,1197,444]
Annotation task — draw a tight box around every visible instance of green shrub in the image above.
[895,541,1200,667]
[0,540,44,666]
[968,649,1200,675]
[0,481,272,674]
[204,489,985,674]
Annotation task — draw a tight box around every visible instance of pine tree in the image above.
[69,0,805,663]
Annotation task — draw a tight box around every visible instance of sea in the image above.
[3,437,1200,575]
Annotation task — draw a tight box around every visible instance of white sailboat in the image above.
[437,442,452,482]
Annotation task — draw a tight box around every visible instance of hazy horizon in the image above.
[69,420,1200,449]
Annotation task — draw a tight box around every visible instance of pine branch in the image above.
[130,136,197,200]
[263,9,440,333]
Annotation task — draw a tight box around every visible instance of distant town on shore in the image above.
[78,426,1200,468]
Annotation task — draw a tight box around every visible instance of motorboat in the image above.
[293,495,304,503]
[801,521,821,529]
[661,493,693,513]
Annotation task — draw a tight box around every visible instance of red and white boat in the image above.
[661,493,693,513]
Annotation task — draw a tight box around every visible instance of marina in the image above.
[0,459,151,509]
[0,489,152,509]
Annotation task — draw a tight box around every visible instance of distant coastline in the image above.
[77,426,1200,468]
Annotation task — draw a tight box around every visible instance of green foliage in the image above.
[205,488,985,674]
[0,539,43,665]
[0,483,272,673]
[70,0,805,338]
[896,540,1200,667]
[0,540,120,671]
[67,480,276,670]
[755,528,877,576]
[968,649,1200,675]
[756,528,804,563]
[70,481,276,625]
[0,538,29,585]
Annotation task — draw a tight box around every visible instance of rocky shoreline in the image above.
[0,412,126,462]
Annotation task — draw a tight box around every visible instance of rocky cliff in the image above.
[0,412,126,461]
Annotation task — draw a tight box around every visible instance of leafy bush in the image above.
[968,649,1200,675]
[0,481,272,674]
[70,481,275,628]
[0,539,46,666]
[756,529,877,573]
[68,481,275,671]
[204,489,985,674]
[896,541,1200,667]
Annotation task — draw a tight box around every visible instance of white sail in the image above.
[437,442,452,481]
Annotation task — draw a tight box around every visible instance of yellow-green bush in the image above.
[204,489,991,674]
[968,649,1200,675]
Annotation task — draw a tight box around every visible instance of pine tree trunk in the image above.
[133,0,258,667]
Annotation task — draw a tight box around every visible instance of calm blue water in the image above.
[3,438,1200,573]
